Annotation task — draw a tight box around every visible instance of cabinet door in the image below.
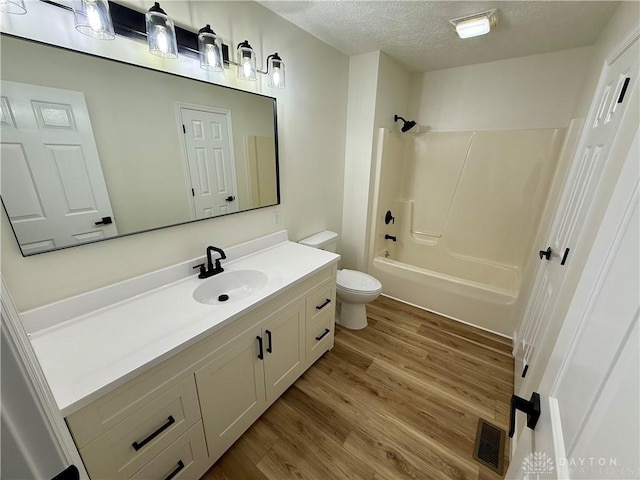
[262,300,306,403]
[194,325,266,463]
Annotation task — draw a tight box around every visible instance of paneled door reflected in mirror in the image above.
[0,35,280,256]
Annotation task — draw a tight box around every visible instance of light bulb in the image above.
[271,68,281,88]
[243,59,253,79]
[205,45,218,67]
[156,27,169,54]
[86,2,104,32]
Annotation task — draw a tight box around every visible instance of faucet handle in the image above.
[193,263,206,277]
[213,258,225,274]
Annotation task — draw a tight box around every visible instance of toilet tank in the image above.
[298,230,339,252]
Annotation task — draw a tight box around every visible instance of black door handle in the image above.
[538,247,552,260]
[265,330,272,353]
[94,216,112,226]
[256,335,263,360]
[225,196,235,202]
[508,392,541,438]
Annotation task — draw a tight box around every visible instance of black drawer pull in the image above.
[266,329,273,353]
[256,335,264,360]
[561,247,570,266]
[315,298,331,310]
[315,328,331,341]
[164,460,185,480]
[132,415,175,451]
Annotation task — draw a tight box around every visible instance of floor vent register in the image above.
[472,418,506,475]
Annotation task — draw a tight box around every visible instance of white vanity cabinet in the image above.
[196,299,305,462]
[65,263,337,480]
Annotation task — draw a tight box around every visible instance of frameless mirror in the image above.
[0,35,280,256]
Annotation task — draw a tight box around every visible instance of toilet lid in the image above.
[337,269,382,292]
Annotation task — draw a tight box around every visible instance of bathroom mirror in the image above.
[0,35,280,256]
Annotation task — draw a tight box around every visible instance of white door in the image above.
[506,128,639,479]
[0,81,117,255]
[179,107,238,219]
[514,37,639,395]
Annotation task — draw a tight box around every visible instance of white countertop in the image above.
[29,238,338,416]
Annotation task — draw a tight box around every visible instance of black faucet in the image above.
[193,246,227,278]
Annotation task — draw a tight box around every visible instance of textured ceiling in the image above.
[259,1,619,72]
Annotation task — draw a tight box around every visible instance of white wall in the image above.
[341,51,411,270]
[410,47,593,132]
[340,51,379,271]
[0,0,349,311]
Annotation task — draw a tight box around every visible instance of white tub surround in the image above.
[26,231,339,416]
[370,128,571,335]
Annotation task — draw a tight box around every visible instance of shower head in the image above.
[394,114,417,133]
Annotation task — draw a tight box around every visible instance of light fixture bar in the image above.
[449,9,497,39]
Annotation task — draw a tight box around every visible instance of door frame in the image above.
[1,278,90,479]
[174,102,238,220]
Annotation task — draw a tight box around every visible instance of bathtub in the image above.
[371,253,518,336]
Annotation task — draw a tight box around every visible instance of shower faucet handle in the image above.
[385,234,397,242]
[385,210,395,225]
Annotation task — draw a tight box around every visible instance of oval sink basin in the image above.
[193,270,268,305]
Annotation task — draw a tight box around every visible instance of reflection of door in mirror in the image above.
[0,81,118,255]
[179,105,239,219]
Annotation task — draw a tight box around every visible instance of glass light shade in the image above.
[198,25,223,72]
[145,2,178,59]
[73,0,115,40]
[267,53,285,89]
[455,17,491,38]
[0,0,26,14]
[237,40,257,81]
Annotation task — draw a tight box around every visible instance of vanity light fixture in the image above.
[236,40,257,81]
[198,24,223,71]
[266,53,285,89]
[226,42,286,88]
[36,0,286,87]
[449,9,497,39]
[73,0,115,40]
[0,0,26,14]
[145,2,178,58]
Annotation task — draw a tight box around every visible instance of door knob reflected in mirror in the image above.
[538,247,552,260]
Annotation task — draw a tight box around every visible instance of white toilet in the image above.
[299,231,382,330]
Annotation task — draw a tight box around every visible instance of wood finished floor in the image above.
[202,296,514,480]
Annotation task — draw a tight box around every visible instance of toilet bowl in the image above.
[336,269,382,330]
[298,231,382,330]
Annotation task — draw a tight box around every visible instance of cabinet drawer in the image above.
[130,421,209,480]
[306,311,334,365]
[79,376,201,480]
[305,280,336,327]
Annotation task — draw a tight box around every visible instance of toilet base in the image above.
[336,301,368,330]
